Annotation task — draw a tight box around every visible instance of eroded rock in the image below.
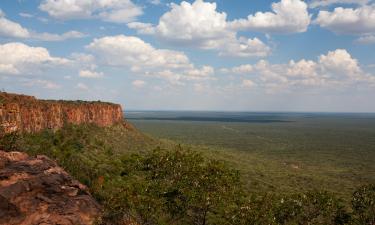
[0,150,102,225]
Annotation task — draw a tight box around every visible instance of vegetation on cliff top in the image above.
[0,91,118,106]
[1,123,374,224]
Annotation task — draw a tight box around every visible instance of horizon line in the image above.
[124,109,375,114]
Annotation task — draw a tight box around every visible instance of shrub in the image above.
[351,184,375,225]
[0,131,21,151]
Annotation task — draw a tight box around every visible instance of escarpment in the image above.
[0,92,124,134]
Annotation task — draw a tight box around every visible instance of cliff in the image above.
[0,150,102,225]
[0,92,124,134]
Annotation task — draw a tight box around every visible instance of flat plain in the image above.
[127,111,375,200]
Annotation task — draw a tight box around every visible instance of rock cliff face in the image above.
[0,150,102,225]
[0,92,124,134]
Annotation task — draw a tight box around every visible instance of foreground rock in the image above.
[0,150,102,225]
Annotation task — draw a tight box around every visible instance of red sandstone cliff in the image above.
[0,92,124,134]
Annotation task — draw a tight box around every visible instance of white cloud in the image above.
[0,42,70,75]
[33,30,86,41]
[149,0,161,5]
[242,79,256,88]
[154,0,228,46]
[77,83,89,91]
[309,0,370,8]
[79,69,104,78]
[315,5,375,34]
[39,0,143,23]
[229,0,311,34]
[148,65,214,85]
[24,79,61,89]
[129,0,270,57]
[132,80,146,88]
[19,12,34,18]
[222,49,374,92]
[184,66,214,78]
[0,12,30,38]
[86,35,214,84]
[127,22,155,34]
[355,35,375,44]
[287,59,318,78]
[0,11,85,41]
[219,37,271,57]
[319,49,362,79]
[223,64,253,74]
[86,35,192,71]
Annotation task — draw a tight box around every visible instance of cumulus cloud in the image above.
[219,37,271,57]
[23,79,61,89]
[222,49,374,92]
[39,0,142,23]
[319,49,362,79]
[86,35,192,71]
[0,42,70,75]
[184,66,214,78]
[127,22,155,35]
[128,0,270,57]
[221,64,253,74]
[79,69,104,78]
[132,80,146,88]
[242,79,256,88]
[315,5,375,35]
[86,35,214,83]
[309,0,370,8]
[0,11,30,38]
[154,0,228,45]
[0,10,85,41]
[229,0,311,34]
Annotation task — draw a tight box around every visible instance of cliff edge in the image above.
[0,150,102,225]
[0,92,124,134]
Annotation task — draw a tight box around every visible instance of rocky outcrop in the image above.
[0,150,102,225]
[0,92,124,134]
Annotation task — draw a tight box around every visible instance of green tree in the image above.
[99,147,242,225]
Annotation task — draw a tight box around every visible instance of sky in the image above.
[1,0,375,112]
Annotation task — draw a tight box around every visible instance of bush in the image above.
[0,131,21,151]
[352,184,375,225]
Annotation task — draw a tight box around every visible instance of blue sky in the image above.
[1,0,375,112]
